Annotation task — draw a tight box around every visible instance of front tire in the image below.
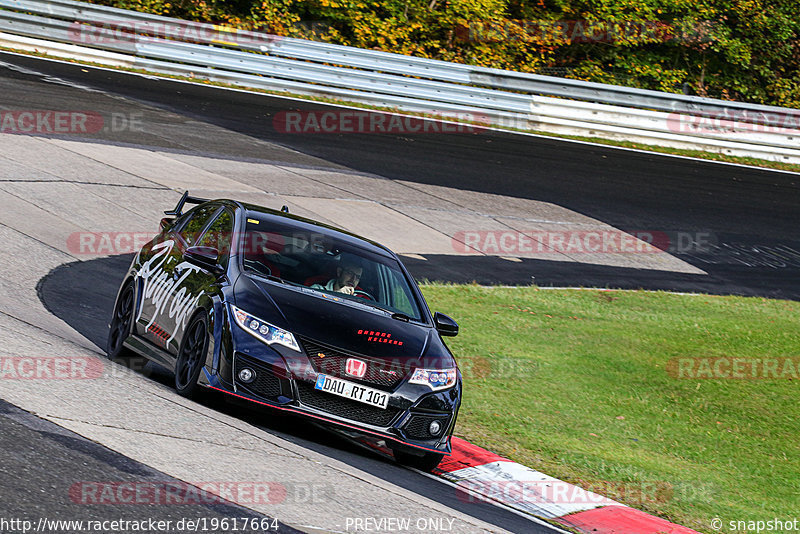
[174,312,209,398]
[392,448,445,472]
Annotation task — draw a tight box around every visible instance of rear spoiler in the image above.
[164,191,209,217]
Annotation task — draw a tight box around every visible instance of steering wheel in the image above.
[354,289,376,301]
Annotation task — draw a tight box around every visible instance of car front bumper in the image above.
[204,347,461,454]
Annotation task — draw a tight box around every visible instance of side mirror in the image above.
[185,246,224,276]
[160,217,174,231]
[434,312,459,337]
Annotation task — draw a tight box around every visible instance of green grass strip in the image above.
[421,284,800,532]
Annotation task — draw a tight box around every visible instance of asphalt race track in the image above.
[3,51,799,299]
[0,49,798,533]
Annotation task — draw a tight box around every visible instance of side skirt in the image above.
[124,335,175,369]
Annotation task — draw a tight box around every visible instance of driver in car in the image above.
[312,254,363,295]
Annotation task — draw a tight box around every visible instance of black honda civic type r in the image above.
[107,192,462,470]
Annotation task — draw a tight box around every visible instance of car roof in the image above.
[235,200,396,259]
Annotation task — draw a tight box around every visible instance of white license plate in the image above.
[314,374,389,409]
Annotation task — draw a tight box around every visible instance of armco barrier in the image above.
[1,0,799,162]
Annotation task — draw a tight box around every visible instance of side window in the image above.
[176,205,220,246]
[197,208,234,268]
[378,264,418,318]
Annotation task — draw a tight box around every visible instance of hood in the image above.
[233,275,452,368]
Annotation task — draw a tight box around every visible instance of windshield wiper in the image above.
[339,296,396,316]
[305,287,417,321]
[348,301,414,322]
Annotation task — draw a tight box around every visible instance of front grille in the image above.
[296,381,402,427]
[234,353,282,399]
[404,414,450,440]
[299,337,407,390]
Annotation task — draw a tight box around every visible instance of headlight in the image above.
[409,368,457,390]
[230,305,300,352]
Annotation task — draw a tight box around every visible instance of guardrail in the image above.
[0,0,799,163]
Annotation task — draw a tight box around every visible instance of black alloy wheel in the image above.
[175,312,209,397]
[106,282,140,366]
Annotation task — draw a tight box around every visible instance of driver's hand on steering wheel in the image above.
[338,285,355,296]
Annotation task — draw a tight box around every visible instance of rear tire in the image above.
[392,448,445,472]
[106,282,146,370]
[174,312,209,398]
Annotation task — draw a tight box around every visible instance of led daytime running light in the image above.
[231,305,300,352]
[409,368,457,390]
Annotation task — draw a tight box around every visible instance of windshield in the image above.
[240,214,425,321]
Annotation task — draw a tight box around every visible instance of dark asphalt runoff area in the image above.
[1,51,799,300]
[0,399,300,534]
